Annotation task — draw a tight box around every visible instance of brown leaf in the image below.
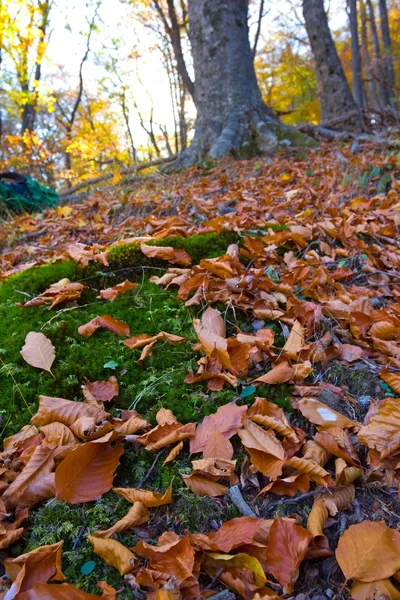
[4,541,64,596]
[307,485,355,538]
[113,484,172,507]
[16,582,115,599]
[78,315,130,338]
[98,280,138,301]
[258,474,310,497]
[314,428,360,466]
[203,431,233,459]
[21,332,55,375]
[133,536,195,586]
[379,369,400,395]
[266,518,312,593]
[254,361,294,385]
[137,422,195,451]
[0,528,25,549]
[238,419,286,480]
[123,332,185,362]
[164,441,184,464]
[350,579,400,600]
[358,397,400,459]
[339,344,364,363]
[31,396,108,428]
[297,397,358,429]
[190,403,247,454]
[2,443,56,510]
[88,535,136,575]
[17,280,86,310]
[285,456,333,487]
[282,320,305,360]
[55,439,123,503]
[82,376,119,403]
[140,244,191,266]
[182,473,228,497]
[40,423,78,446]
[336,521,400,582]
[94,501,149,538]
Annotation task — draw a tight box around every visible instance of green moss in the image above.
[269,123,318,148]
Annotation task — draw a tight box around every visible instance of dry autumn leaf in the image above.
[335,521,400,583]
[88,535,136,575]
[78,315,130,338]
[21,332,56,375]
[113,484,172,507]
[82,376,119,403]
[94,501,149,538]
[98,280,138,301]
[140,244,192,266]
[190,402,247,454]
[55,438,123,503]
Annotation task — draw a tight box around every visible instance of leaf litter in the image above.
[1,145,400,598]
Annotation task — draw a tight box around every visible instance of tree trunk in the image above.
[348,0,365,107]
[366,0,389,107]
[303,0,358,122]
[175,0,308,167]
[378,0,396,108]
[360,0,380,109]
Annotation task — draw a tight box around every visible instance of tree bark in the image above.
[359,0,380,109]
[176,0,293,166]
[348,0,365,107]
[378,0,396,108]
[302,0,358,122]
[366,0,389,107]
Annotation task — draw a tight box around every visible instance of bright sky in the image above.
[43,0,347,147]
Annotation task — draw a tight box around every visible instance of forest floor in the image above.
[0,142,399,600]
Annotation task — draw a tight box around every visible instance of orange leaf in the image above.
[339,344,364,362]
[82,376,119,403]
[358,397,400,459]
[78,315,130,338]
[98,280,138,301]
[190,403,247,454]
[254,361,294,385]
[21,332,55,375]
[95,501,149,538]
[182,473,228,497]
[380,369,400,395]
[335,521,400,582]
[258,474,310,497]
[31,396,108,427]
[164,440,184,464]
[140,244,191,266]
[55,439,123,503]
[14,582,114,599]
[113,484,172,507]
[133,537,195,586]
[4,541,64,596]
[266,518,312,593]
[285,456,333,487]
[350,579,400,600]
[203,431,233,459]
[282,320,305,361]
[137,422,195,451]
[88,535,136,575]
[297,397,358,429]
[238,419,286,480]
[307,485,355,538]
[17,280,86,310]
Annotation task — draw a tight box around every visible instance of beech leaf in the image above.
[21,332,56,375]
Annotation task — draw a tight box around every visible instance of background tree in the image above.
[348,0,365,107]
[303,0,358,121]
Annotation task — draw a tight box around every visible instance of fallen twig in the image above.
[227,485,257,517]
[58,155,177,197]
[265,488,336,513]
[136,450,165,488]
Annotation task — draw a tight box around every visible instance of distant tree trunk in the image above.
[366,0,389,107]
[378,0,396,108]
[303,0,358,122]
[360,0,380,109]
[348,0,365,107]
[178,0,284,166]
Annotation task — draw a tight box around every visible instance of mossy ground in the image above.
[0,230,295,594]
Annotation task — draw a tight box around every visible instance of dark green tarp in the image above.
[0,173,58,213]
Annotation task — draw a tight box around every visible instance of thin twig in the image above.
[136,450,165,488]
[72,512,87,550]
[203,568,224,592]
[265,488,336,513]
[227,485,257,517]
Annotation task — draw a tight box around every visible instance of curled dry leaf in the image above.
[140,244,192,266]
[206,552,267,586]
[307,485,355,538]
[254,361,294,385]
[15,582,116,599]
[21,332,56,375]
[258,474,310,497]
[238,419,286,480]
[123,331,185,362]
[88,535,136,575]
[358,397,400,459]
[350,578,400,600]
[113,483,172,507]
[285,456,333,487]
[55,438,123,503]
[282,319,305,360]
[314,428,360,466]
[17,279,86,310]
[78,315,130,338]
[379,369,400,395]
[133,536,195,586]
[95,501,149,538]
[182,473,228,497]
[31,396,108,428]
[335,521,400,583]
[98,279,138,301]
[0,528,25,549]
[137,422,196,451]
[164,440,184,464]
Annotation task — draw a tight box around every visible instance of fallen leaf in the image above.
[82,376,119,403]
[98,280,138,301]
[254,361,294,385]
[190,403,247,454]
[141,244,191,266]
[164,440,184,464]
[21,332,55,375]
[94,501,149,538]
[182,473,228,497]
[335,521,400,582]
[88,535,136,575]
[55,439,123,503]
[379,369,400,395]
[203,431,233,459]
[133,536,195,586]
[297,397,357,429]
[350,578,400,600]
[78,315,130,338]
[113,484,172,507]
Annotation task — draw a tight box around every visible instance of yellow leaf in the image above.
[88,535,136,575]
[207,552,267,586]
